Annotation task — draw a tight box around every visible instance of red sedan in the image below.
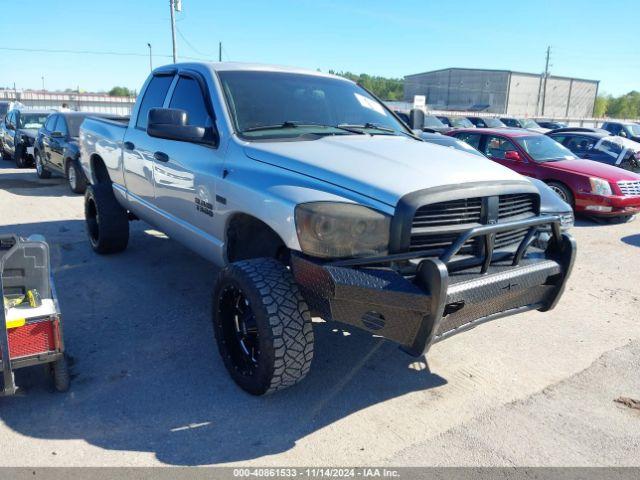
[447,128,640,218]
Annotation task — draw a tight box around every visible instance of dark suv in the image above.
[1,108,52,167]
[34,111,124,193]
[601,121,640,142]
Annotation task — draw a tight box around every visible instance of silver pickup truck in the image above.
[80,62,576,395]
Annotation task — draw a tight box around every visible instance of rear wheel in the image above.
[212,258,314,395]
[85,183,129,254]
[66,158,87,194]
[546,181,574,207]
[14,144,28,168]
[35,150,52,179]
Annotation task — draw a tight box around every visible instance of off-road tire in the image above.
[546,181,574,207]
[212,258,314,395]
[84,183,129,254]
[35,150,52,179]
[66,158,87,194]
[52,356,70,392]
[14,144,28,168]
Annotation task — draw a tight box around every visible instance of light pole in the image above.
[147,43,153,72]
[41,76,45,91]
[169,0,177,63]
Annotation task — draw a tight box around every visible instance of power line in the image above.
[176,26,216,58]
[0,46,209,62]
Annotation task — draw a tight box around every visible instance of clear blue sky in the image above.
[2,0,638,96]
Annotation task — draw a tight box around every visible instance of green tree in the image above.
[108,86,133,97]
[328,70,404,101]
[594,95,609,117]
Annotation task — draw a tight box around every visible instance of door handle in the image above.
[123,141,135,150]
[154,151,169,162]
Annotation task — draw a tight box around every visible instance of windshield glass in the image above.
[218,71,409,140]
[520,118,542,129]
[18,113,49,129]
[423,115,446,128]
[627,124,640,136]
[484,118,506,127]
[450,117,474,128]
[515,135,577,162]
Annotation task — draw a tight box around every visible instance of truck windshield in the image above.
[19,113,49,129]
[515,135,577,162]
[218,71,410,140]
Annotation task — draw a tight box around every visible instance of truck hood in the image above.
[542,158,640,182]
[243,135,525,206]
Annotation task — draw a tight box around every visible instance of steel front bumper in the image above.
[291,217,576,357]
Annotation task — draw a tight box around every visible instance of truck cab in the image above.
[80,63,576,395]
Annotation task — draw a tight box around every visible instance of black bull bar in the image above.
[291,215,576,357]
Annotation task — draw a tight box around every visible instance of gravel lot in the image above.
[0,161,638,466]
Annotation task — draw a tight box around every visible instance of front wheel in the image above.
[546,181,574,207]
[212,258,314,395]
[35,151,52,179]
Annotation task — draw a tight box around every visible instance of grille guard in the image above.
[291,215,576,357]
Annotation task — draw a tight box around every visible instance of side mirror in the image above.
[147,108,217,145]
[504,150,522,161]
[619,130,627,138]
[51,131,64,138]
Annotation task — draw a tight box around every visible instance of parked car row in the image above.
[446,127,640,219]
[0,105,125,193]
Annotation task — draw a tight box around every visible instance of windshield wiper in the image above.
[241,121,365,135]
[337,123,416,138]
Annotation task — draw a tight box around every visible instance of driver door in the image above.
[482,134,537,177]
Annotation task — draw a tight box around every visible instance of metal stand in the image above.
[0,276,17,395]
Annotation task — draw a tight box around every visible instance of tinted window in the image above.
[169,76,211,127]
[65,115,88,137]
[0,104,9,116]
[502,118,519,128]
[136,74,174,129]
[605,123,621,135]
[44,115,57,132]
[219,71,408,139]
[564,135,595,154]
[455,132,482,150]
[55,116,69,136]
[484,135,518,159]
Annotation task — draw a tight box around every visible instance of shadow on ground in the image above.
[0,163,73,198]
[621,234,640,248]
[0,219,446,465]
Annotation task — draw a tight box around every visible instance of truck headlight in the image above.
[589,177,612,196]
[295,202,390,258]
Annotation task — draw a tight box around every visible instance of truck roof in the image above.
[155,61,351,82]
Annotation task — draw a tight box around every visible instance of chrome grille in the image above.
[409,194,537,253]
[618,180,640,196]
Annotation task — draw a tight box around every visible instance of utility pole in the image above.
[169,0,178,63]
[41,76,45,91]
[147,43,153,72]
[541,46,551,116]
[219,42,222,62]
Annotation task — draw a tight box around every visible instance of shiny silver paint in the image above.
[80,62,527,268]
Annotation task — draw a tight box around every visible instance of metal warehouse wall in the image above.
[0,90,136,116]
[507,74,598,117]
[404,69,509,113]
[506,73,543,116]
